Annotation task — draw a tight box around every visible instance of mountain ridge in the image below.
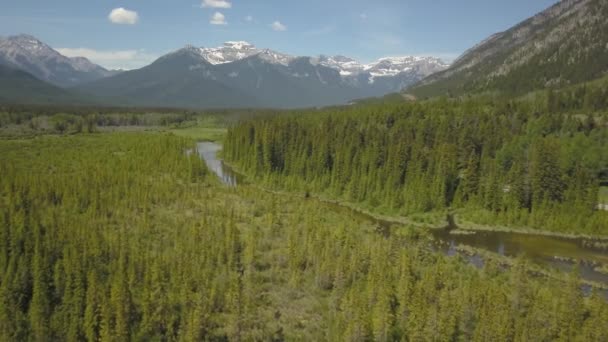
[185,40,448,80]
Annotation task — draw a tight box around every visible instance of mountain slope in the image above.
[79,48,358,108]
[77,47,260,108]
[215,55,366,108]
[0,34,116,87]
[0,64,91,105]
[409,0,608,97]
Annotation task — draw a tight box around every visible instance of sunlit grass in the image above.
[170,126,227,142]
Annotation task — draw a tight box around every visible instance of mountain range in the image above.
[0,35,447,108]
[78,41,448,108]
[408,0,608,97]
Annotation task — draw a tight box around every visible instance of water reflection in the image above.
[431,228,608,284]
[196,142,239,187]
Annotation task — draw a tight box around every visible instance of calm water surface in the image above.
[197,142,239,187]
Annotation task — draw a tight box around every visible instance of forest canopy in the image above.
[225,90,608,235]
[1,133,608,341]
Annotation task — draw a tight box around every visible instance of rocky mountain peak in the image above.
[0,34,114,87]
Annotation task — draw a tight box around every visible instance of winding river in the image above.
[197,142,608,286]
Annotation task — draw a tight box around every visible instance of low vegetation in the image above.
[170,126,227,142]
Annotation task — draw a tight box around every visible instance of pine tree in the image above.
[29,239,50,341]
[110,254,131,341]
[460,150,480,203]
[530,139,565,206]
[84,271,102,342]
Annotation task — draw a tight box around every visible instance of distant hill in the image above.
[0,64,91,105]
[408,0,608,98]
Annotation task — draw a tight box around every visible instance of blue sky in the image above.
[0,0,559,69]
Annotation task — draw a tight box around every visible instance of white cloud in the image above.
[245,15,253,22]
[271,21,287,32]
[210,12,227,25]
[108,8,139,25]
[56,47,158,70]
[201,0,232,9]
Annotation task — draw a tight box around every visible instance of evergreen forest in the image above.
[2,132,608,341]
[225,87,608,236]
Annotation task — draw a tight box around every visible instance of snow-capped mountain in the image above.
[182,41,448,82]
[196,41,259,64]
[316,55,364,76]
[193,41,294,66]
[0,34,116,87]
[315,55,448,80]
[364,56,449,78]
[79,40,450,108]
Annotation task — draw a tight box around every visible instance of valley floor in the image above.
[2,130,608,341]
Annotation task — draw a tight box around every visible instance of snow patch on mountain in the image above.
[173,41,449,83]
[256,49,293,66]
[317,55,364,76]
[197,41,258,64]
[194,41,294,66]
[317,54,448,82]
[364,56,449,78]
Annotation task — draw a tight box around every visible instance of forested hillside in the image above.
[225,85,608,235]
[1,133,608,340]
[409,0,608,98]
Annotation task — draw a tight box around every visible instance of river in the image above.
[197,142,239,186]
[197,142,608,287]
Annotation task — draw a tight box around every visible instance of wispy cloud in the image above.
[271,21,287,32]
[245,15,253,22]
[201,0,232,9]
[56,47,157,70]
[108,8,139,25]
[210,12,227,25]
